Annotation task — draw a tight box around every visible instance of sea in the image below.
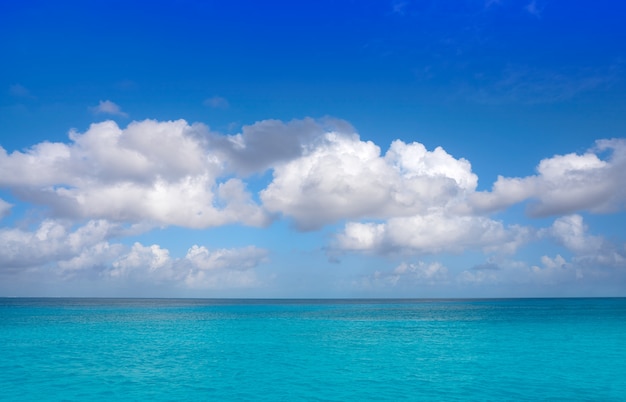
[1,298,625,401]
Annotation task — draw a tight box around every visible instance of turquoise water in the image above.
[1,298,625,401]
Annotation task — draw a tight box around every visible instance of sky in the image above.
[1,0,625,298]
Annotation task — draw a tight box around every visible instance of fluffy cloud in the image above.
[6,117,622,235]
[261,129,477,230]
[471,139,626,216]
[456,215,626,290]
[108,243,268,289]
[352,261,452,290]
[0,219,118,269]
[387,261,450,285]
[90,100,128,117]
[335,212,531,255]
[0,219,268,289]
[0,119,269,228]
[543,214,626,268]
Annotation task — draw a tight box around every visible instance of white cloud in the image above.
[57,241,125,276]
[0,218,268,289]
[90,100,128,117]
[546,215,603,254]
[182,245,268,289]
[108,242,268,289]
[453,214,626,291]
[335,212,531,255]
[9,118,621,236]
[390,261,449,284]
[470,139,626,217]
[0,119,269,228]
[261,130,477,230]
[204,96,229,109]
[0,219,119,269]
[358,261,450,290]
[541,214,626,269]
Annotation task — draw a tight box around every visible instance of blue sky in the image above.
[1,0,625,297]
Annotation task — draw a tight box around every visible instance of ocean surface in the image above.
[1,298,625,401]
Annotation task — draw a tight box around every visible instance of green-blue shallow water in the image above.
[1,298,625,401]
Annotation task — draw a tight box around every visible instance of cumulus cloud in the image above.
[389,261,450,285]
[334,212,531,256]
[353,261,450,292]
[0,119,269,228]
[471,139,626,217]
[261,129,477,230]
[90,100,128,117]
[456,215,626,290]
[541,214,626,269]
[7,117,621,236]
[0,218,268,289]
[0,219,119,269]
[107,242,268,289]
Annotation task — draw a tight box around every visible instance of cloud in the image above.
[334,212,531,256]
[182,245,269,288]
[207,117,341,175]
[107,242,268,289]
[359,261,450,289]
[542,214,626,269]
[546,215,603,254]
[204,96,230,109]
[261,130,477,230]
[453,215,626,290]
[0,219,119,269]
[90,100,128,117]
[0,119,269,228]
[0,218,268,289]
[9,84,34,99]
[389,261,450,285]
[7,117,622,236]
[470,139,626,216]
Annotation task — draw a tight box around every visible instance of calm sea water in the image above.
[1,298,625,401]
